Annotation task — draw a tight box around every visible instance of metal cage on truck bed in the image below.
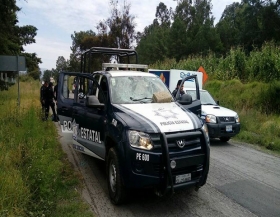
[81,47,139,73]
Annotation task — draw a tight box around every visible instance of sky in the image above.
[17,0,240,71]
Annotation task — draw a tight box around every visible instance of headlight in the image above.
[205,114,217,123]
[128,130,153,150]
[202,124,210,143]
[235,115,240,123]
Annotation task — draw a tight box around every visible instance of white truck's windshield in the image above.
[187,90,217,105]
[110,76,172,104]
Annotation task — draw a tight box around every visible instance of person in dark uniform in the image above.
[45,82,58,121]
[53,80,59,121]
[40,81,48,120]
[172,80,185,99]
[53,82,58,101]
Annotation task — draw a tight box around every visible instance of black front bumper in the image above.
[207,122,240,138]
[127,153,205,189]
[124,131,210,194]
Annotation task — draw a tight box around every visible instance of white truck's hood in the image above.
[201,105,237,117]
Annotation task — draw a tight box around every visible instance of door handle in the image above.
[62,107,68,111]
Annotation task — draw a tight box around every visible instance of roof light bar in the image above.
[102,63,148,71]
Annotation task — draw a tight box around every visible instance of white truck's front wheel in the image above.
[220,137,230,142]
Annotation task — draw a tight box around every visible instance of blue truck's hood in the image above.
[113,102,202,133]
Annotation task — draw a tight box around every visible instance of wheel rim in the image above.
[109,160,117,193]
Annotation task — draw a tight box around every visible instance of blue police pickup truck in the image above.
[57,47,210,205]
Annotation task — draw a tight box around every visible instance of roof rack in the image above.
[81,47,139,73]
[102,63,148,71]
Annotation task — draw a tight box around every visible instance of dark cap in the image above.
[177,80,183,86]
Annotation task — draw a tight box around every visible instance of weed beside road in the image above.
[0,81,93,216]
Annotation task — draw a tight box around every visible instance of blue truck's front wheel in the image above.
[107,147,127,205]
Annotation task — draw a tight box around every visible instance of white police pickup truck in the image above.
[184,88,240,142]
[149,69,240,142]
[57,47,210,205]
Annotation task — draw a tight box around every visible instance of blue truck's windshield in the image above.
[110,76,171,104]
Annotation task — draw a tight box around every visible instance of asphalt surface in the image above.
[56,123,280,217]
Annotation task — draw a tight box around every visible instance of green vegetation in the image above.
[0,80,94,217]
[150,41,280,84]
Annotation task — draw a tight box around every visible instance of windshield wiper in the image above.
[130,97,152,102]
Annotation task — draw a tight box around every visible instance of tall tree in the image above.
[216,3,241,54]
[217,0,280,53]
[0,0,41,80]
[172,0,221,57]
[70,31,97,58]
[42,69,53,83]
[22,52,42,80]
[69,30,97,71]
[173,0,193,32]
[17,25,38,48]
[0,0,38,53]
[97,0,136,48]
[137,23,170,64]
[0,0,20,54]
[56,56,68,72]
[42,68,61,83]
[155,2,172,27]
[168,17,188,61]
[136,2,171,63]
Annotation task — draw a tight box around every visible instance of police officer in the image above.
[40,80,48,120]
[45,82,58,122]
[53,80,59,121]
[172,80,185,99]
[53,81,58,101]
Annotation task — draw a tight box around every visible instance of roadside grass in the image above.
[237,110,280,153]
[0,81,94,217]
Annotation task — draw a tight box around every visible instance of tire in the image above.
[220,137,230,142]
[106,147,127,205]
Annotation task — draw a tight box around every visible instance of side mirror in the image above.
[216,100,219,105]
[178,94,192,105]
[86,95,105,108]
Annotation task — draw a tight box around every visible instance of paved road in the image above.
[56,124,280,217]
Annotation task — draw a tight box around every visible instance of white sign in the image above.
[169,69,203,91]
